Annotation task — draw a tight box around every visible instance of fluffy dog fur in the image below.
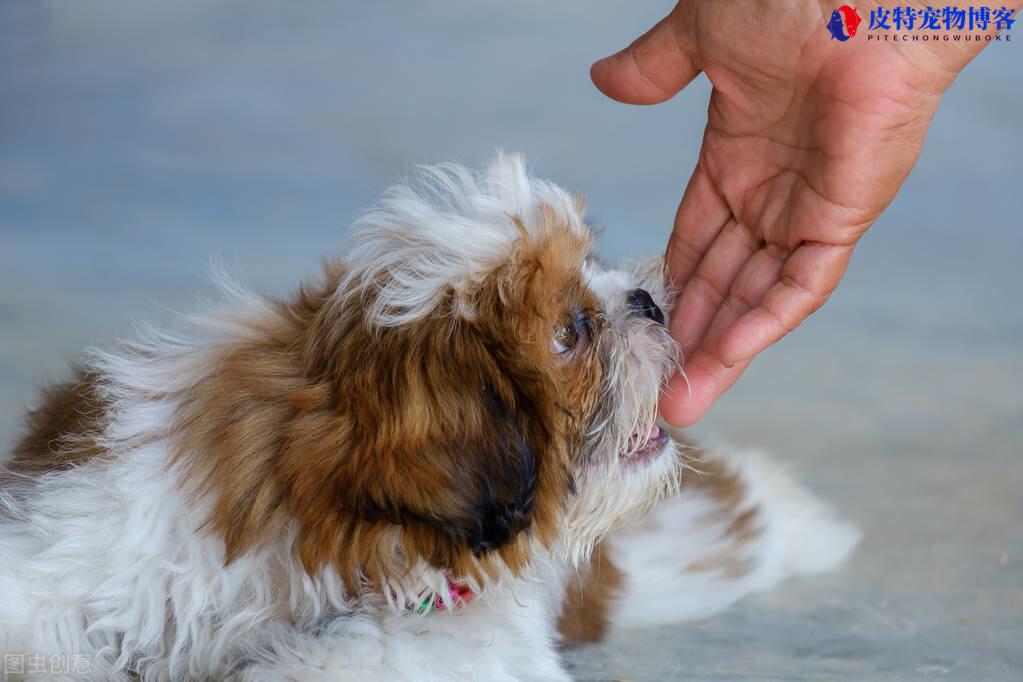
[0,154,858,681]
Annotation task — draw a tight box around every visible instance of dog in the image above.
[0,153,858,681]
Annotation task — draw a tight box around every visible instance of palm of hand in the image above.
[592,1,960,424]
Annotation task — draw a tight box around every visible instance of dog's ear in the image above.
[452,385,538,555]
[359,383,541,561]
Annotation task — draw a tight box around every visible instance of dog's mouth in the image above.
[623,423,669,465]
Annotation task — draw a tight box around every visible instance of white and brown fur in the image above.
[0,154,858,681]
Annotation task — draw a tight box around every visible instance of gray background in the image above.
[1,2,1020,680]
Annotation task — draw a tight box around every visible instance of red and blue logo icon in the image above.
[827,5,863,40]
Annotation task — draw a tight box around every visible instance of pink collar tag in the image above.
[411,579,475,615]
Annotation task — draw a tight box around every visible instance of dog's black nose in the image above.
[626,288,664,325]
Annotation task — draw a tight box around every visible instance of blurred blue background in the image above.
[1,2,1020,679]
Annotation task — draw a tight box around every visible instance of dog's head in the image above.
[174,154,680,590]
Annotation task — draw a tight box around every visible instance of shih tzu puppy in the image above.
[0,154,858,681]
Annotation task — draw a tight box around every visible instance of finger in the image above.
[700,244,787,354]
[716,242,854,365]
[660,244,770,427]
[671,219,759,352]
[659,349,752,427]
[666,162,732,288]
[590,9,699,105]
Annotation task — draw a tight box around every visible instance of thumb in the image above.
[590,10,699,105]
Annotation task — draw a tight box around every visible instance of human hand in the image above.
[592,0,1015,426]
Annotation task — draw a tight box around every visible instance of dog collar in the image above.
[410,579,475,615]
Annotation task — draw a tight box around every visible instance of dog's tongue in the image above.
[629,423,661,450]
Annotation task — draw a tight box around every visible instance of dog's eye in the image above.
[552,312,590,356]
[552,324,577,355]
